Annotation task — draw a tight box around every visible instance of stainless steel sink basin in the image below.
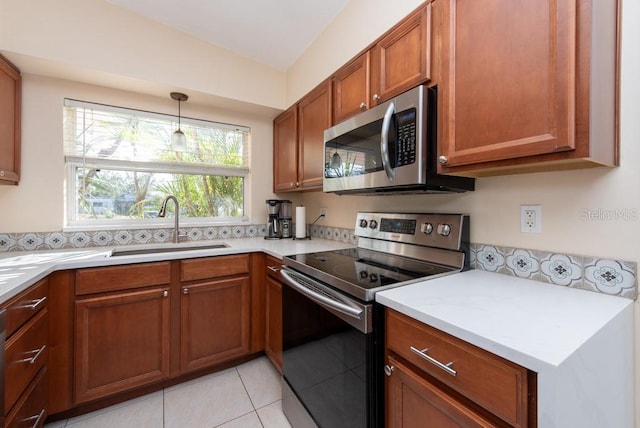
[110,243,229,257]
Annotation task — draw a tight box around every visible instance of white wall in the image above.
[0,74,286,232]
[0,0,287,111]
[288,1,640,425]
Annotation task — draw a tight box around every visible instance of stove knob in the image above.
[421,222,434,235]
[359,219,368,228]
[437,223,452,236]
[369,219,378,229]
[369,273,378,283]
[359,270,369,279]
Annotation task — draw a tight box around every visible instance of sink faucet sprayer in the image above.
[158,195,187,243]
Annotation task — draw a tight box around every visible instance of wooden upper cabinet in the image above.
[333,4,432,124]
[298,80,332,189]
[273,79,331,192]
[273,106,299,191]
[0,54,21,185]
[333,52,371,124]
[436,0,619,176]
[371,4,431,105]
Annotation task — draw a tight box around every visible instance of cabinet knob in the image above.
[384,364,395,376]
[183,288,189,295]
[438,155,448,165]
[359,102,367,110]
[373,94,381,101]
[162,290,169,297]
[0,170,4,177]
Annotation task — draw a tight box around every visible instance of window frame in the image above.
[63,99,252,230]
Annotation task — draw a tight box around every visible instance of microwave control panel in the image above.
[395,108,417,167]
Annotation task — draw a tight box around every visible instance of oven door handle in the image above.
[281,270,364,319]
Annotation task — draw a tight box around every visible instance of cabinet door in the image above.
[264,276,282,372]
[0,54,20,185]
[298,79,332,190]
[437,0,577,171]
[371,4,431,105]
[386,356,501,428]
[273,106,299,191]
[333,51,370,124]
[74,287,170,404]
[180,277,251,372]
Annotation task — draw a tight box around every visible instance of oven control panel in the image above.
[354,212,468,251]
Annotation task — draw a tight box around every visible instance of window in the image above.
[64,99,250,227]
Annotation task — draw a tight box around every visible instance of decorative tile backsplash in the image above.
[0,226,635,300]
[472,244,637,300]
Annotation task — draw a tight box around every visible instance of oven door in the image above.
[281,268,380,428]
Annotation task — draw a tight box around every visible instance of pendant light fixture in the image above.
[170,92,188,152]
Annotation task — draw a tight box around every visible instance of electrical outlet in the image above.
[319,208,328,221]
[520,205,542,233]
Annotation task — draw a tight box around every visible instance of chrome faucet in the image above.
[158,195,187,243]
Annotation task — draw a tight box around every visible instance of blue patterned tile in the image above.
[93,231,114,246]
[583,258,637,299]
[113,230,133,246]
[232,226,245,238]
[17,233,44,251]
[505,248,539,279]
[219,227,231,239]
[475,245,505,273]
[0,234,17,251]
[539,253,582,287]
[69,232,91,248]
[246,225,257,237]
[44,232,67,249]
[133,230,152,244]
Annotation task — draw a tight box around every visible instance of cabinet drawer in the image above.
[5,366,47,428]
[265,255,283,281]
[386,309,528,427]
[181,255,250,282]
[5,308,48,413]
[4,279,48,338]
[76,262,171,295]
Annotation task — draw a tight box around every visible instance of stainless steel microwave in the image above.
[323,85,474,195]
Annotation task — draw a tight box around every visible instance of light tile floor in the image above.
[44,357,292,428]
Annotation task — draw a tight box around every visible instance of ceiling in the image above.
[105,0,350,71]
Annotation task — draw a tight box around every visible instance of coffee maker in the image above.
[265,199,282,239]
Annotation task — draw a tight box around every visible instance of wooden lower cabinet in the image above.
[264,256,282,372]
[264,276,282,371]
[386,356,501,428]
[385,309,535,427]
[74,287,171,404]
[2,278,49,427]
[180,276,251,372]
[5,367,47,428]
[69,255,255,407]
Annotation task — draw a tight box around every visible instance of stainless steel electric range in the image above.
[281,212,470,428]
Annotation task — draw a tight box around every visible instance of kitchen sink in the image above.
[110,243,229,257]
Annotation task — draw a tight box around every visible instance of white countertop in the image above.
[376,269,635,427]
[0,237,354,304]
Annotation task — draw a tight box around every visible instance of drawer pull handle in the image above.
[23,408,45,428]
[17,296,47,310]
[267,265,281,273]
[410,346,457,377]
[17,344,47,365]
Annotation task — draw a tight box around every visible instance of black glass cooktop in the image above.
[285,248,456,301]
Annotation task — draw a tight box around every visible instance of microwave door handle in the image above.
[381,101,396,180]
